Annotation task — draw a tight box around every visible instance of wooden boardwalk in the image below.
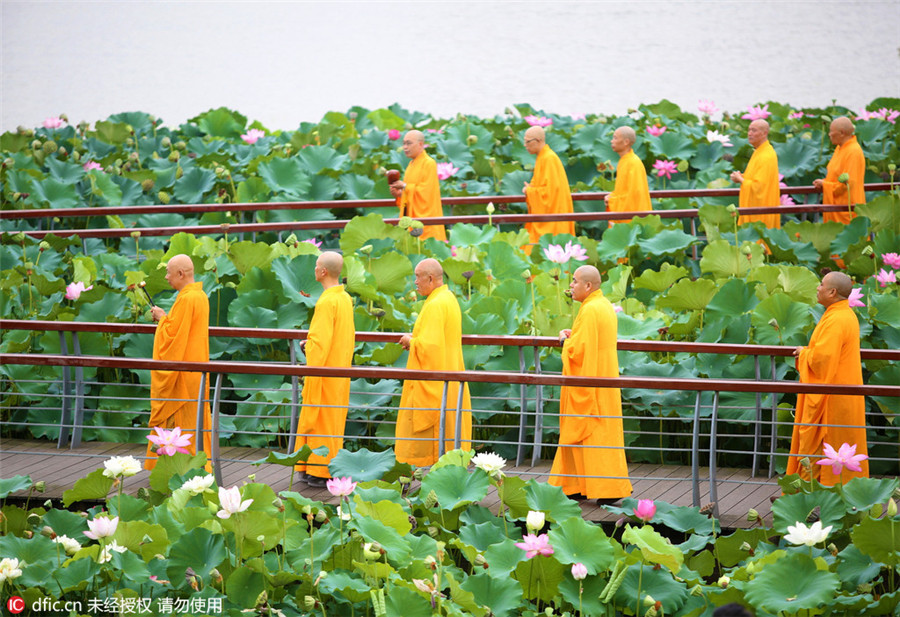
[1,438,781,529]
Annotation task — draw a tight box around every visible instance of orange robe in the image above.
[525,145,575,245]
[294,285,355,478]
[146,281,212,470]
[549,289,633,499]
[787,300,868,486]
[737,140,781,228]
[822,136,866,225]
[397,152,446,242]
[606,150,651,225]
[395,284,472,466]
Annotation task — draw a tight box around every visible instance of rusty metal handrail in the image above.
[1,183,893,221]
[3,319,899,361]
[2,353,898,397]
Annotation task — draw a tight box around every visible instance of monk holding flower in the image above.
[813,116,866,224]
[390,130,446,241]
[730,119,781,228]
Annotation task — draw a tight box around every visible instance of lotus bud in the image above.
[413,468,424,480]
[23,530,33,539]
[32,480,47,493]
[72,151,81,162]
[466,134,478,145]
[838,173,850,183]
[741,244,753,255]
[314,570,328,585]
[799,457,811,471]
[486,202,495,214]
[746,509,759,522]
[2,157,14,169]
[887,498,898,517]
[158,191,170,204]
[521,269,532,279]
[57,147,68,158]
[398,475,411,485]
[315,510,327,523]
[717,576,730,588]
[473,554,487,568]
[427,525,439,538]
[359,244,373,255]
[424,490,439,509]
[301,505,312,516]
[168,151,180,163]
[175,166,183,179]
[31,140,42,150]
[41,525,55,538]
[526,510,545,533]
[42,140,58,154]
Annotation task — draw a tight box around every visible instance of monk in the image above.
[813,116,866,225]
[731,119,781,228]
[389,130,446,242]
[605,126,651,225]
[549,265,633,503]
[293,251,355,486]
[146,254,212,470]
[523,126,575,251]
[395,258,472,466]
[787,271,868,486]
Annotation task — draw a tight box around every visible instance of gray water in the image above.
[2,0,899,131]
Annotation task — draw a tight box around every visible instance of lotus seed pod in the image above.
[3,158,13,168]
[424,489,439,509]
[160,137,172,149]
[413,468,423,480]
[42,140,59,154]
[77,121,89,132]
[740,542,752,552]
[315,510,327,523]
[141,179,155,192]
[38,241,50,252]
[175,140,186,151]
[175,166,184,179]
[717,576,729,588]
[741,245,753,255]
[26,512,42,526]
[17,125,27,133]
[71,151,81,162]
[466,134,478,145]
[838,172,850,183]
[168,151,180,163]
[158,191,170,204]
[303,596,317,611]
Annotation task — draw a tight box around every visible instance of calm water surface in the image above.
[2,1,899,130]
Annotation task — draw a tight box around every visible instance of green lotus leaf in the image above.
[459,520,515,552]
[250,444,327,467]
[449,223,497,246]
[599,264,632,302]
[617,313,666,339]
[343,255,379,301]
[655,277,718,311]
[339,173,376,199]
[851,513,900,566]
[698,203,734,240]
[297,145,349,174]
[570,123,610,158]
[173,166,216,204]
[837,543,885,588]
[40,508,88,540]
[191,107,246,138]
[420,464,490,511]
[744,552,840,613]
[115,520,168,561]
[783,220,843,254]
[350,515,411,565]
[365,108,406,130]
[166,526,227,587]
[340,213,407,253]
[648,131,697,160]
[0,474,32,498]
[358,129,390,152]
[270,254,319,307]
[148,451,208,494]
[319,570,372,603]
[596,223,639,263]
[27,177,80,209]
[770,490,846,533]
[750,292,814,346]
[830,216,870,255]
[706,278,758,317]
[547,516,615,573]
[513,553,564,602]
[841,476,899,511]
[257,156,311,197]
[62,467,114,506]
[110,549,150,583]
[762,227,820,267]
[775,264,820,303]
[385,585,433,617]
[633,264,689,292]
[228,240,274,275]
[499,170,532,197]
[611,563,688,612]
[52,556,97,592]
[857,193,900,233]
[701,239,764,279]
[45,157,86,184]
[224,564,266,608]
[871,291,900,326]
[368,250,413,295]
[329,447,397,482]
[89,120,131,143]
[621,524,684,573]
[235,176,271,203]
[773,139,819,177]
[484,241,531,282]
[354,500,412,536]
[480,537,527,579]
[461,572,523,617]
[524,482,583,523]
[436,138,475,166]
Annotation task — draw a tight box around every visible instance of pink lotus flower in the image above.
[861,108,900,124]
[450,246,458,258]
[815,442,868,475]
[543,241,588,264]
[646,125,666,137]
[65,281,93,301]
[613,304,623,313]
[388,129,401,140]
[303,238,322,248]
[43,117,65,129]
[848,287,865,308]
[326,476,357,497]
[633,499,656,522]
[524,115,553,127]
[217,486,253,519]
[883,109,900,124]
[742,104,771,121]
[436,162,459,180]
[698,100,718,115]
[571,562,588,580]
[780,194,795,206]
[84,515,118,540]
[240,129,265,145]
[788,111,805,120]
[425,128,444,134]
[857,109,878,121]
[706,130,732,147]
[882,253,900,269]
[652,160,678,179]
[514,533,554,558]
[875,268,896,287]
[83,161,103,172]
[572,114,586,121]
[146,426,193,456]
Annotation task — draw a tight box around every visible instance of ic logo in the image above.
[7,596,25,614]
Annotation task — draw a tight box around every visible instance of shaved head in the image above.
[405,129,424,144]
[413,258,444,297]
[164,254,195,291]
[614,126,636,144]
[524,126,546,154]
[317,251,343,278]
[611,126,636,154]
[570,265,601,302]
[402,130,426,159]
[416,258,443,279]
[828,116,855,146]
[823,271,852,298]
[747,119,770,147]
[575,265,601,287]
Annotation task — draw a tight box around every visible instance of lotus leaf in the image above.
[611,563,689,613]
[655,278,717,311]
[350,516,411,565]
[830,216,870,255]
[191,107,246,139]
[460,572,523,617]
[595,223,639,263]
[172,166,215,204]
[270,254,319,307]
[0,474,33,498]
[751,292,814,346]
[857,193,900,234]
[523,482,582,523]
[167,527,228,586]
[850,514,900,566]
[871,291,900,326]
[547,516,615,572]
[771,489,846,534]
[513,552,564,602]
[459,520,514,552]
[621,524,684,573]
[633,264,689,292]
[419,464,490,511]
[744,552,840,613]
[648,131,697,161]
[701,239,764,279]
[27,177,80,209]
[385,585,433,617]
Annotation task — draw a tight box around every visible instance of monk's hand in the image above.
[730,171,743,183]
[399,334,412,350]
[150,306,166,322]
[604,193,611,203]
[522,181,529,195]
[558,329,572,344]
[812,179,824,190]
[793,346,803,357]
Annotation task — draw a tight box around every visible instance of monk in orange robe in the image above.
[390,130,446,242]
[146,254,212,470]
[549,266,633,503]
[731,119,781,228]
[814,116,866,225]
[787,271,868,486]
[395,258,472,466]
[523,126,575,251]
[294,251,356,486]
[605,126,651,225]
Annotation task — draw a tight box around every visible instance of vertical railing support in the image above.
[691,391,702,507]
[531,347,544,467]
[288,339,300,453]
[212,373,224,487]
[70,333,85,449]
[454,381,465,450]
[709,391,720,519]
[196,371,208,467]
[516,347,528,466]
[752,356,762,476]
[438,381,449,458]
[769,356,778,478]
[58,331,72,448]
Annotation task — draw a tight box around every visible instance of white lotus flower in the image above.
[471,452,506,477]
[102,455,141,478]
[784,521,833,547]
[53,534,82,555]
[0,557,23,582]
[217,486,253,519]
[706,130,733,147]
[181,474,215,495]
[98,540,127,564]
[526,510,545,533]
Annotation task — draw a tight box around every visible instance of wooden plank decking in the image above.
[1,438,781,529]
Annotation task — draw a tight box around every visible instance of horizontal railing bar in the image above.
[5,320,897,360]
[1,183,893,220]
[2,353,898,397]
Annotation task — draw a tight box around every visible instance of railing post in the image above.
[516,347,527,466]
[768,356,778,478]
[196,371,207,466]
[531,347,543,467]
[454,380,465,450]
[709,391,720,519]
[288,340,300,453]
[438,381,449,458]
[70,333,85,449]
[752,356,762,476]
[691,391,702,507]
[58,331,72,448]
[212,372,223,487]
[690,217,698,260]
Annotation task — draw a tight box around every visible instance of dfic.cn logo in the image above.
[7,596,25,614]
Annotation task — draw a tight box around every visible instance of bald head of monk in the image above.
[611,126,636,155]
[817,271,853,307]
[524,126,546,155]
[413,258,444,297]
[402,130,426,159]
[747,119,770,148]
[315,251,343,287]
[164,254,195,291]
[570,265,602,303]
[828,116,855,146]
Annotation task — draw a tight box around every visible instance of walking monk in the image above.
[788,271,868,486]
[395,258,472,466]
[523,126,575,252]
[146,254,211,470]
[549,265,633,504]
[605,126,651,225]
[813,116,866,225]
[731,119,781,228]
[294,251,355,487]
[390,130,446,241]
